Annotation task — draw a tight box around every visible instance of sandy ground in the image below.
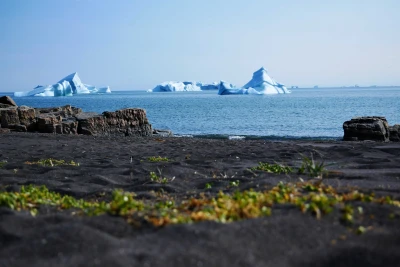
[0,133,399,267]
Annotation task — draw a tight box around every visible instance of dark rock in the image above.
[0,104,15,108]
[0,96,17,107]
[102,108,153,136]
[15,125,27,132]
[0,102,153,137]
[0,128,10,133]
[343,116,390,142]
[35,105,82,117]
[17,106,36,131]
[60,118,78,134]
[74,109,153,136]
[0,108,20,129]
[75,112,107,135]
[389,125,400,142]
[37,114,62,133]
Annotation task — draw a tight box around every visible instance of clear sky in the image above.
[1,0,399,91]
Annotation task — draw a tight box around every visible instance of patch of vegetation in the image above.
[148,156,169,162]
[149,170,175,184]
[25,158,79,167]
[0,161,6,168]
[205,183,213,189]
[251,162,293,174]
[298,155,326,178]
[0,182,399,230]
[251,154,326,178]
[150,172,169,184]
[229,180,240,187]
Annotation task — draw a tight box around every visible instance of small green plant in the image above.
[149,169,174,184]
[205,183,212,189]
[25,158,79,167]
[298,154,325,178]
[229,180,240,187]
[148,156,169,162]
[356,226,367,235]
[251,162,293,174]
[0,161,6,168]
[341,204,354,224]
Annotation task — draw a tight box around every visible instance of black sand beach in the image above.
[0,133,400,267]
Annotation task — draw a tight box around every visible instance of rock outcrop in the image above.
[1,108,20,129]
[0,96,153,137]
[0,96,17,107]
[343,117,391,141]
[389,125,400,142]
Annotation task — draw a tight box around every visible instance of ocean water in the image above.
[6,87,400,140]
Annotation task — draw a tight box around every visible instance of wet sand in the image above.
[0,133,399,267]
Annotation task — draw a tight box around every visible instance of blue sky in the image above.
[1,0,399,91]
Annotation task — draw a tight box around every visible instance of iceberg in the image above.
[14,72,111,97]
[200,82,220,90]
[147,81,202,92]
[148,81,221,92]
[218,67,291,95]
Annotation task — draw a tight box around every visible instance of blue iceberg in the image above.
[14,72,111,97]
[218,67,291,95]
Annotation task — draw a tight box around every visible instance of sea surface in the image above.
[5,87,400,140]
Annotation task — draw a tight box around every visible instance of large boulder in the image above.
[75,109,153,136]
[103,108,153,136]
[0,96,17,107]
[37,114,62,133]
[343,116,390,141]
[75,112,107,135]
[389,125,400,142]
[0,108,20,129]
[58,118,79,135]
[17,106,36,131]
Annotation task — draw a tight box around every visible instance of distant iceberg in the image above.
[148,81,201,92]
[14,72,111,97]
[148,81,220,92]
[218,67,291,95]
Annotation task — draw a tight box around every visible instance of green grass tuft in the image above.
[148,156,169,162]
[25,158,79,167]
[251,162,293,174]
[298,155,326,178]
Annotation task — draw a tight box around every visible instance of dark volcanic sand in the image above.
[0,133,399,267]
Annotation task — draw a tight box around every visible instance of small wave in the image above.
[228,135,246,140]
[174,134,194,138]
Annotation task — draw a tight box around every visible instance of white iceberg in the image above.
[14,72,111,97]
[148,81,221,92]
[147,81,202,92]
[218,67,291,95]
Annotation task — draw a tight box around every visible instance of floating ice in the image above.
[200,82,220,90]
[14,72,111,97]
[147,81,201,92]
[218,67,291,95]
[148,81,220,92]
